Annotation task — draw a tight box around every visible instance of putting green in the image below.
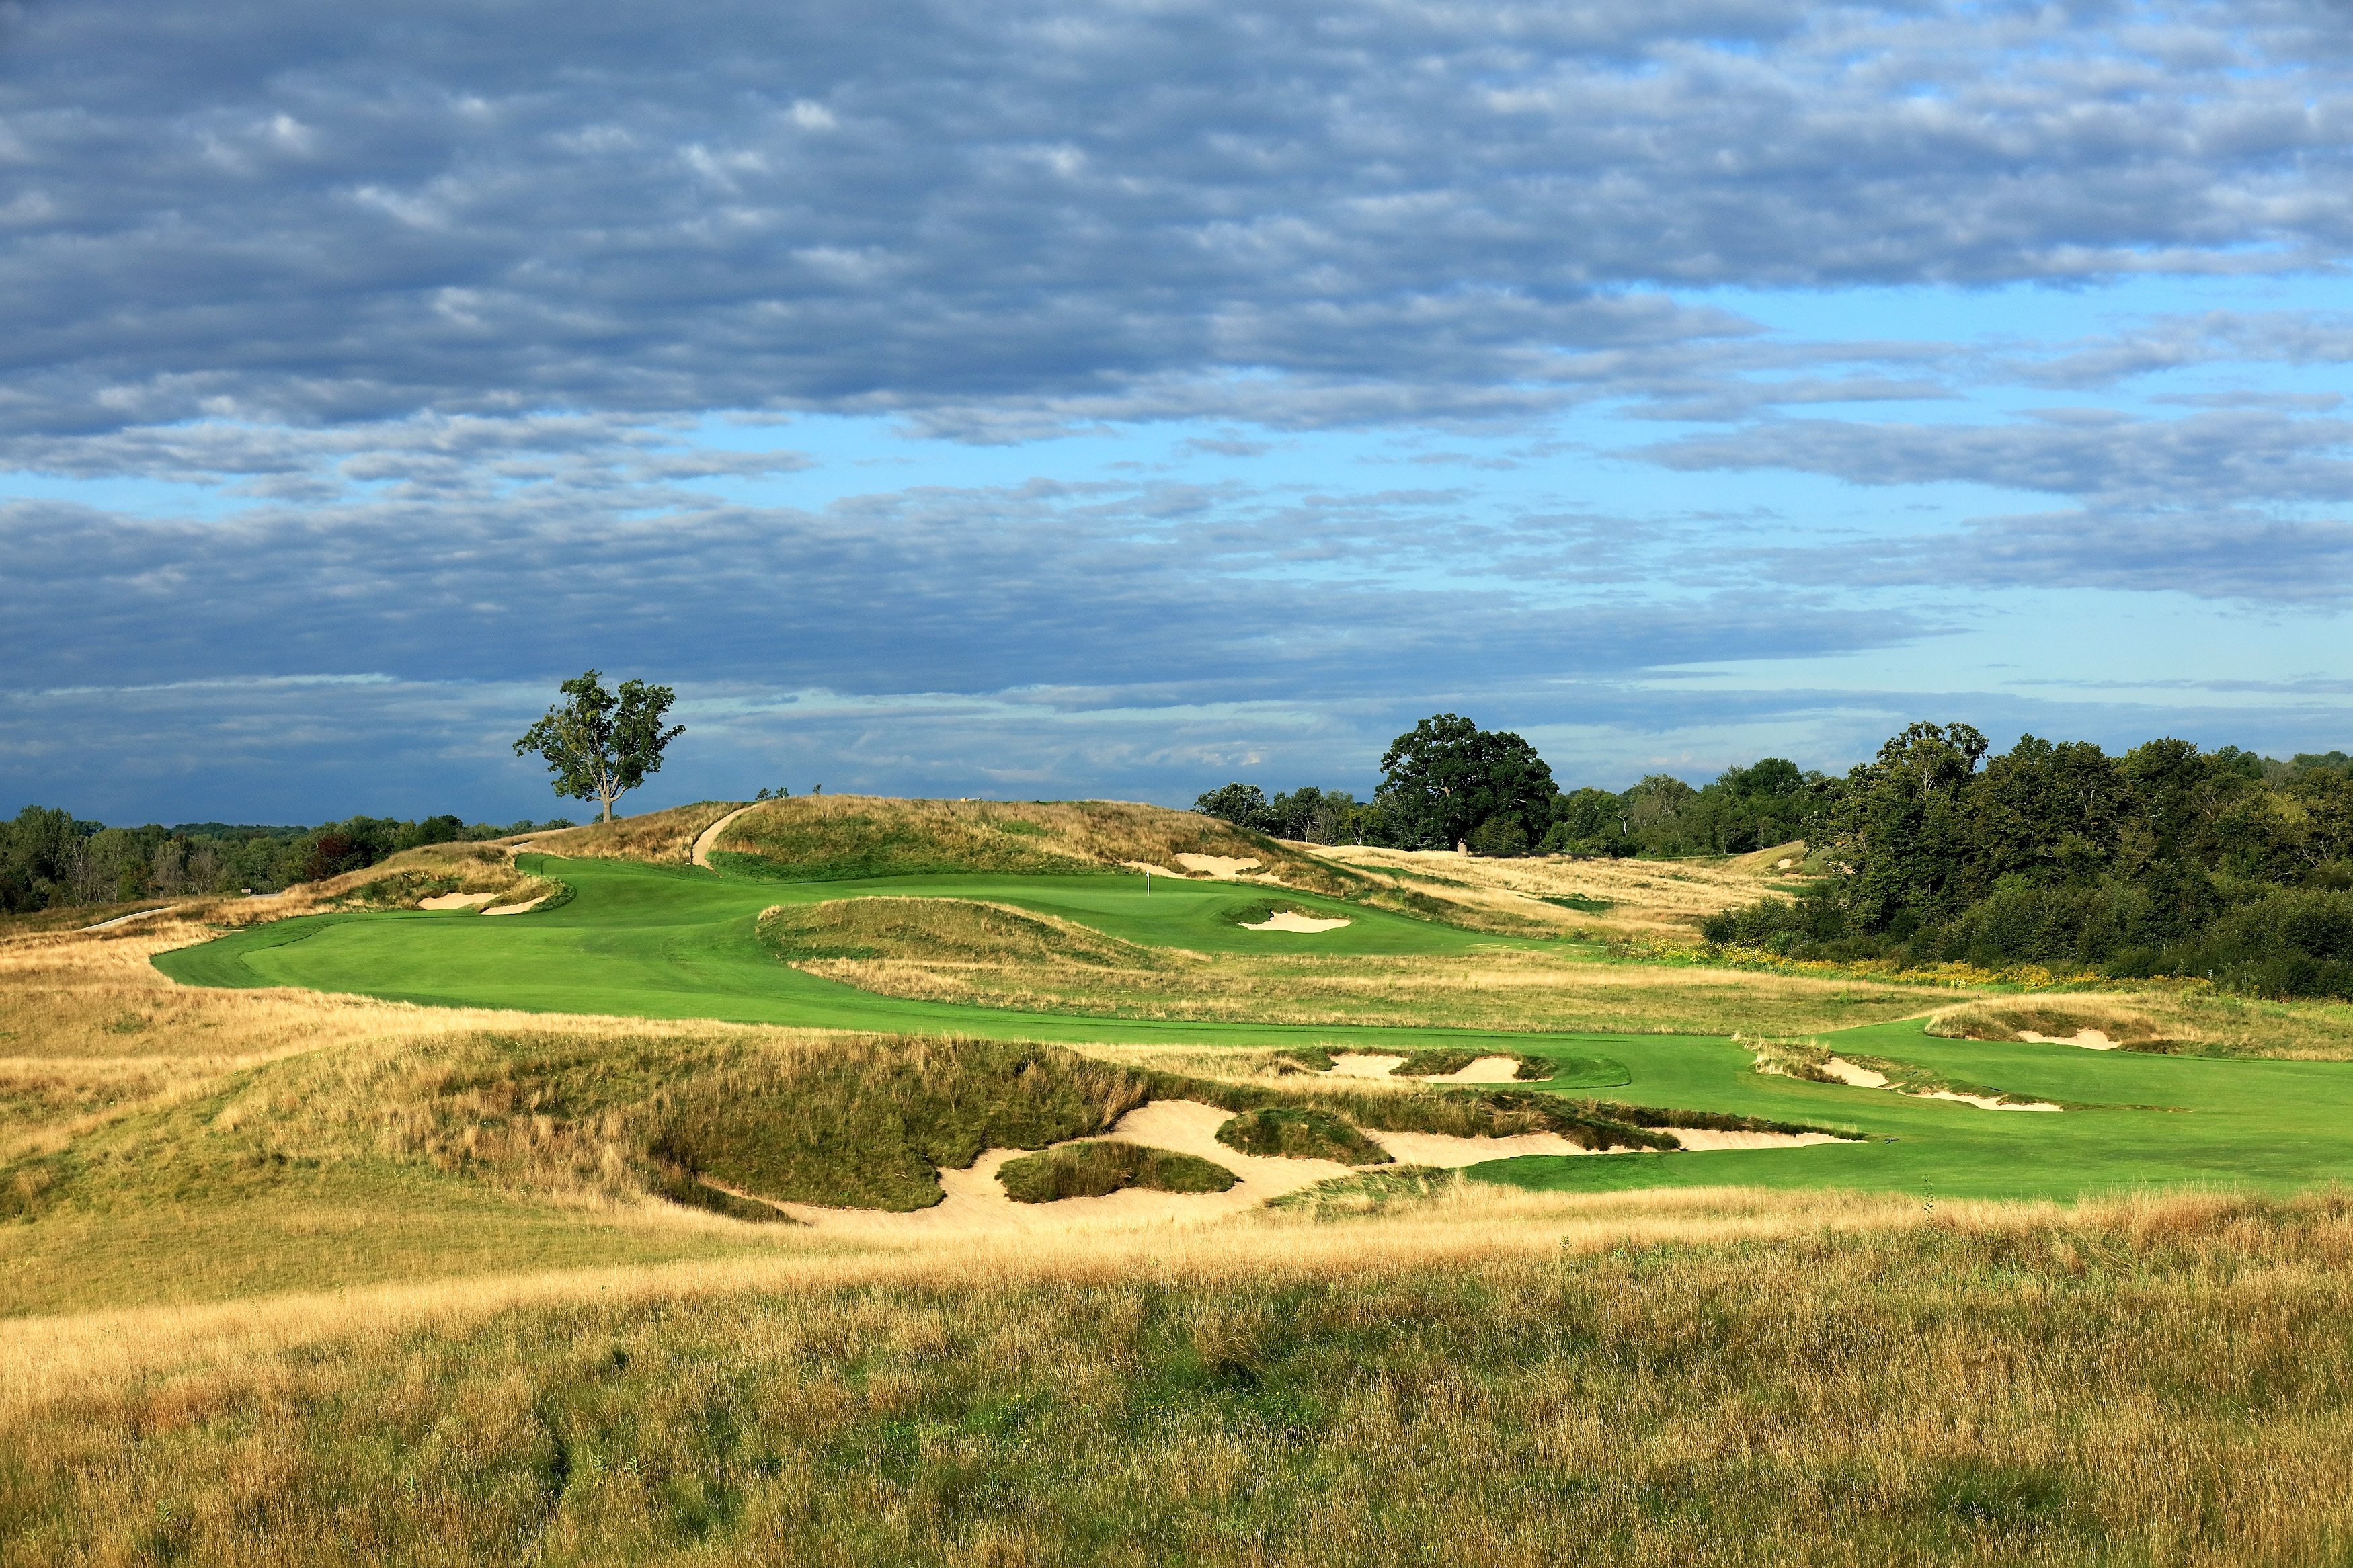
[155,856,2353,1201]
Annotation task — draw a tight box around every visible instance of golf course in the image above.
[11,791,2353,1565]
[146,811,2353,1204]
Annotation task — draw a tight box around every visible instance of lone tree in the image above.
[1378,712,1556,852]
[512,669,685,823]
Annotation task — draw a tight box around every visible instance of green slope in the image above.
[153,854,2353,1200]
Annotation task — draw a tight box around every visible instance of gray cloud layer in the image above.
[7,0,2353,435]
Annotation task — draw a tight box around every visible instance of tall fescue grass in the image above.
[772,895,1976,1035]
[1930,989,2353,1061]
[514,800,748,865]
[3,1187,2348,1565]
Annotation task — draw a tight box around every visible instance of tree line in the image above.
[1193,712,1827,858]
[0,808,574,915]
[1703,723,2353,998]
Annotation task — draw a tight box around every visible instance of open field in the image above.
[3,1187,2350,1565]
[15,796,2353,1559]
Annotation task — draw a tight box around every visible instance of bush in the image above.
[996,1141,1236,1202]
[1467,815,1529,858]
[1215,1106,1392,1165]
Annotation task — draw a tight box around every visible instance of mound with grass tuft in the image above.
[710,795,1318,883]
[757,896,1159,970]
[1215,1105,1394,1164]
[996,1140,1237,1202]
[1929,999,2182,1053]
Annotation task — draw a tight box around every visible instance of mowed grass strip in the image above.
[996,1140,1237,1202]
[4,1190,2350,1565]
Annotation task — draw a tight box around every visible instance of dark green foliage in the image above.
[1387,1048,1555,1081]
[1215,1107,1393,1165]
[996,1141,1237,1202]
[1193,784,1363,844]
[1466,815,1529,857]
[1378,713,1556,851]
[512,668,685,823]
[0,807,565,911]
[1703,722,2353,997]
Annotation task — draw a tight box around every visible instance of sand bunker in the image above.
[1909,1089,2062,1112]
[1821,1056,1890,1088]
[1326,1053,1525,1083]
[1175,854,1261,878]
[419,892,500,911]
[2020,1029,2119,1050]
[762,1098,1847,1235]
[481,896,549,915]
[1242,911,1351,933]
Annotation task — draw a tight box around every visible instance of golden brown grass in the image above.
[3,1186,2350,1565]
[1930,988,2353,1061]
[510,800,747,864]
[713,794,1295,876]
[1301,840,1812,937]
[780,911,1965,1036]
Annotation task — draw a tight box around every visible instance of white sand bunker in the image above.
[1243,910,1351,933]
[1821,1056,1890,1088]
[420,892,500,910]
[1326,1053,1527,1083]
[1176,854,1261,878]
[482,895,549,915]
[2020,1029,2118,1050]
[762,1099,1845,1235]
[1911,1089,2061,1112]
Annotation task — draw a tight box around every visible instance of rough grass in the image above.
[713,796,1552,932]
[711,795,1312,883]
[1214,1106,1392,1165]
[996,1140,1237,1202]
[758,896,1158,970]
[1929,989,2353,1061]
[1303,841,1807,938]
[3,1189,2350,1565]
[512,800,746,866]
[792,934,1980,1038]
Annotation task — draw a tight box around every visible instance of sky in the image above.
[5,0,2353,826]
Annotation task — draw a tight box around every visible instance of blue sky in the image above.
[5,0,2353,825]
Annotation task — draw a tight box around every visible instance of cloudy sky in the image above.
[6,0,2353,825]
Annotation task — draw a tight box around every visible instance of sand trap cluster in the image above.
[759,1098,1842,1235]
[1242,910,1351,933]
[1758,1050,2061,1111]
[1176,854,1261,878]
[1326,1052,1527,1083]
[2020,1029,2119,1050]
[419,893,501,911]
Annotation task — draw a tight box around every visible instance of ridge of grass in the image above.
[996,1140,1236,1202]
[1214,1106,1392,1165]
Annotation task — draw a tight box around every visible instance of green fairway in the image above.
[153,855,2353,1201]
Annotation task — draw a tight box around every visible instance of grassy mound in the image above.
[1388,1047,1555,1081]
[711,795,1314,883]
[1215,1106,1393,1164]
[758,896,1160,969]
[1928,999,2181,1053]
[996,1140,1237,1202]
[510,801,746,865]
[1269,1165,1460,1216]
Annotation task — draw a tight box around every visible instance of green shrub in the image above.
[996,1141,1236,1202]
[1215,1106,1392,1165]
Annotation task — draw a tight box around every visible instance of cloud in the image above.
[4,0,2353,435]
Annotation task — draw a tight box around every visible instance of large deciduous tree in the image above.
[1377,713,1556,852]
[513,670,685,823]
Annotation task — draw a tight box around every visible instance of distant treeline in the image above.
[0,809,573,914]
[1704,725,2353,998]
[1195,713,1825,857]
[1197,714,2353,999]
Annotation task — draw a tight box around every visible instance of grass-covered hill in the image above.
[706,794,1332,883]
